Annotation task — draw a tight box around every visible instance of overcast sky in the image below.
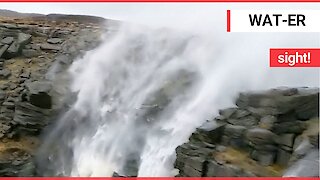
[1,3,320,29]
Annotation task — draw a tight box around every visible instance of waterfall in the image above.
[36,23,319,177]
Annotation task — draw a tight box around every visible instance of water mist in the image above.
[36,22,319,177]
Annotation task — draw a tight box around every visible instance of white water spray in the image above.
[38,22,319,177]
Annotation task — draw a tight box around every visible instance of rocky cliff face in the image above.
[0,15,109,176]
[175,88,319,177]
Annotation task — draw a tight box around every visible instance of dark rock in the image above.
[1,37,14,45]
[0,44,9,58]
[257,151,275,166]
[51,30,71,38]
[236,88,319,117]
[184,156,206,171]
[207,161,240,177]
[219,108,237,119]
[231,109,251,119]
[246,128,277,145]
[276,148,291,166]
[247,107,279,117]
[183,164,202,177]
[253,144,278,151]
[40,43,61,51]
[224,124,246,138]
[189,124,225,145]
[272,121,307,134]
[227,116,258,127]
[26,81,52,109]
[47,38,63,44]
[2,101,15,110]
[20,70,30,79]
[276,134,295,147]
[294,93,319,120]
[13,102,51,135]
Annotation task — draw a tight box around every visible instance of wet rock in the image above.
[26,81,52,109]
[13,102,51,136]
[219,108,237,119]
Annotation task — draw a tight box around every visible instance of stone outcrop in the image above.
[175,87,319,177]
[0,14,109,176]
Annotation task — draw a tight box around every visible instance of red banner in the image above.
[270,48,320,67]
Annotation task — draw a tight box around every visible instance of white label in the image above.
[229,10,320,32]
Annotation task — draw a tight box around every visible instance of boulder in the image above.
[224,124,247,138]
[13,102,51,136]
[0,69,11,79]
[255,151,275,166]
[1,37,14,45]
[184,156,206,172]
[4,41,20,58]
[246,128,277,145]
[189,124,225,145]
[276,134,295,147]
[22,49,40,58]
[0,44,9,58]
[219,108,237,119]
[276,148,291,166]
[272,121,306,134]
[227,116,258,127]
[26,81,52,109]
[47,38,63,44]
[40,43,61,51]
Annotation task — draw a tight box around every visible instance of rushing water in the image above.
[37,24,319,177]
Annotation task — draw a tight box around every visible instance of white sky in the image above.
[0,3,320,29]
